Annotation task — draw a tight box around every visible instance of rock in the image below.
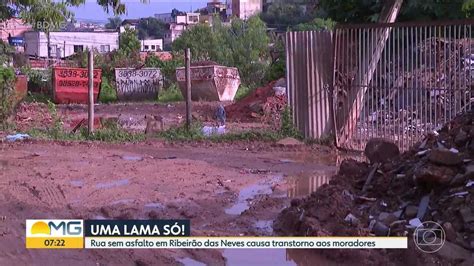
[404,205,418,219]
[459,208,474,223]
[414,164,456,185]
[290,198,301,207]
[455,129,468,146]
[344,213,359,225]
[443,222,457,242]
[372,221,390,236]
[364,138,400,163]
[436,241,471,261]
[277,137,304,147]
[464,163,474,179]
[416,195,430,220]
[378,212,398,225]
[451,174,468,187]
[428,149,463,166]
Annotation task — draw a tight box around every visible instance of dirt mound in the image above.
[14,102,54,132]
[225,80,287,124]
[275,111,474,265]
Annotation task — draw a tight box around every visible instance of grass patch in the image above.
[99,76,117,103]
[28,104,144,142]
[157,83,184,103]
[234,85,252,101]
[158,122,283,142]
[25,92,53,103]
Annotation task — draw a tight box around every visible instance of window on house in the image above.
[144,45,149,50]
[100,45,110,53]
[73,45,83,53]
[151,45,156,50]
[49,45,57,56]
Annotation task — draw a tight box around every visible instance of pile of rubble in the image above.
[275,111,474,265]
[225,79,287,125]
[14,102,54,132]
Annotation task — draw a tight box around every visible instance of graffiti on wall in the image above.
[115,68,163,100]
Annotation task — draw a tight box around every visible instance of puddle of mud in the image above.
[95,179,130,189]
[178,258,206,266]
[287,172,336,198]
[223,249,334,266]
[225,175,282,215]
[70,180,84,187]
[121,155,143,161]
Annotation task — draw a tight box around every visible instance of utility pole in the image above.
[88,49,94,135]
[185,48,192,130]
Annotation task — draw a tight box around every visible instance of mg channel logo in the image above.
[26,219,84,249]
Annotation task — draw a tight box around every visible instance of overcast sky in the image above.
[69,0,210,22]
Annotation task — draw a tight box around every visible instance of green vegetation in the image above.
[172,16,270,88]
[293,18,336,31]
[234,85,252,101]
[279,105,302,139]
[157,84,183,103]
[99,76,117,103]
[105,16,122,29]
[0,66,15,127]
[119,27,141,57]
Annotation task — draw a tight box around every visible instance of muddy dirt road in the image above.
[0,140,350,265]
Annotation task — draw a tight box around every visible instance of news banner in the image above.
[26,219,407,249]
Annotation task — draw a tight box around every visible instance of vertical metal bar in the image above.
[185,48,192,129]
[444,26,448,124]
[410,26,414,149]
[414,25,418,147]
[88,49,94,135]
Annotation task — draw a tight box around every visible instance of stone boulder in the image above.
[364,138,400,164]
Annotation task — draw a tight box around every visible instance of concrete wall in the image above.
[24,31,119,58]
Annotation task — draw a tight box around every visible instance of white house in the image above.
[175,13,200,25]
[24,31,119,58]
[141,39,163,52]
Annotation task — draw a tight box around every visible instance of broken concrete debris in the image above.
[275,110,474,265]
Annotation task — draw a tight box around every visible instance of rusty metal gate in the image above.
[333,21,474,151]
[286,31,334,139]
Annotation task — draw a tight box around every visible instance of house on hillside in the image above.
[229,0,262,19]
[119,19,140,33]
[141,39,163,52]
[24,31,119,58]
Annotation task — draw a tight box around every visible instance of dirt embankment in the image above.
[275,111,474,265]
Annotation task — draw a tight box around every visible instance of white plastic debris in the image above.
[451,191,469,197]
[202,125,226,137]
[6,134,31,142]
[449,148,459,154]
[417,149,430,156]
[408,218,422,228]
[466,180,474,188]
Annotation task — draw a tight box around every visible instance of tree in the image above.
[0,0,128,22]
[261,1,311,30]
[20,0,72,58]
[293,18,336,31]
[137,17,168,40]
[172,16,271,87]
[105,16,122,29]
[119,27,141,56]
[318,0,474,23]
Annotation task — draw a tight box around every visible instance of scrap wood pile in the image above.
[225,79,287,125]
[275,110,474,265]
[14,102,54,131]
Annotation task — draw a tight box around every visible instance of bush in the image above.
[234,85,252,101]
[99,76,117,103]
[157,83,183,102]
[0,67,15,125]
